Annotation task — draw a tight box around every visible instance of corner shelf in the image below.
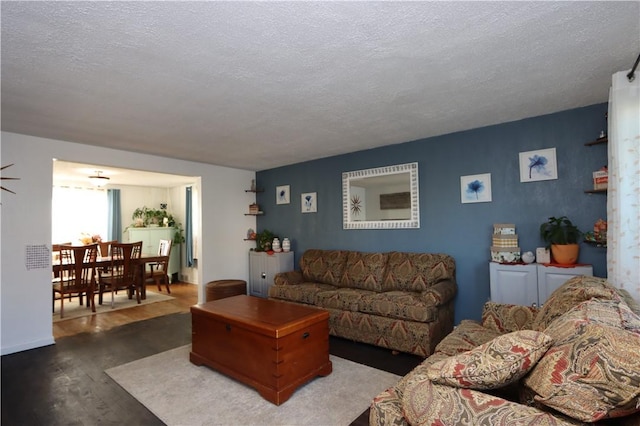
[243,238,256,241]
[584,240,607,248]
[585,137,607,146]
[584,134,608,193]
[583,129,608,250]
[245,212,264,216]
[245,189,264,193]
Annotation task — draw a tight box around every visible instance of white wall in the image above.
[0,131,256,355]
[118,185,176,227]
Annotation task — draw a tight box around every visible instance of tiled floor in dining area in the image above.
[3,283,422,425]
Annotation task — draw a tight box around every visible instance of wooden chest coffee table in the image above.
[190,295,332,405]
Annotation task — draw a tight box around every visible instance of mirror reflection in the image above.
[342,162,419,229]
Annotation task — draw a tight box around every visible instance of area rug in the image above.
[106,345,400,426]
[53,290,174,322]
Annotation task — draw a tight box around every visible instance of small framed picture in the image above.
[461,173,492,204]
[276,185,290,205]
[519,148,558,182]
[301,192,317,213]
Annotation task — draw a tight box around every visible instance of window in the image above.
[52,186,108,244]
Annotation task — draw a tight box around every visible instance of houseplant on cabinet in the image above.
[540,216,583,265]
[127,206,185,244]
[254,229,276,252]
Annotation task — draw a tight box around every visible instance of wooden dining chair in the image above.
[52,241,81,309]
[98,241,143,308]
[97,240,117,257]
[51,242,71,278]
[145,239,172,294]
[96,239,117,283]
[52,243,99,319]
[51,243,67,278]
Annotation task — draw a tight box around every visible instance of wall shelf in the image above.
[584,240,607,248]
[244,185,263,239]
[585,137,608,146]
[584,188,607,194]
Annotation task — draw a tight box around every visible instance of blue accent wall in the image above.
[256,103,608,323]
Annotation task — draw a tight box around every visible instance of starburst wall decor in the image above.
[350,194,362,215]
[1,164,20,195]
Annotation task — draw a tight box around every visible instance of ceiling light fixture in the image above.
[89,171,110,187]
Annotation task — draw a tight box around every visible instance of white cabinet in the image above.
[489,263,538,307]
[537,264,593,302]
[249,251,294,298]
[128,227,180,281]
[490,262,593,307]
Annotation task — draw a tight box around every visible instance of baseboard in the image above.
[1,336,55,356]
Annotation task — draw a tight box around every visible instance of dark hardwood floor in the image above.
[2,284,423,425]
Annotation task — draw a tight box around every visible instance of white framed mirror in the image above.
[342,162,419,229]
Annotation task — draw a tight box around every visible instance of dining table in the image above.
[53,253,170,301]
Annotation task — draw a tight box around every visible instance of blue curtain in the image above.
[185,186,194,267]
[107,189,122,241]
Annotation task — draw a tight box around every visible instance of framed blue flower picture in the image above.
[519,148,558,182]
[301,192,317,213]
[276,185,290,205]
[461,173,492,204]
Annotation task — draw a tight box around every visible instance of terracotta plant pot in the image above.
[551,244,580,265]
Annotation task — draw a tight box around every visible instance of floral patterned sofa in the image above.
[267,249,457,357]
[370,276,640,425]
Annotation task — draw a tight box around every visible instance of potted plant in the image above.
[255,229,276,252]
[125,206,185,244]
[165,214,185,244]
[540,216,582,265]
[146,208,165,226]
[131,207,148,227]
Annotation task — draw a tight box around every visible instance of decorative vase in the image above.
[272,238,281,252]
[282,238,290,252]
[522,251,535,264]
[551,244,579,265]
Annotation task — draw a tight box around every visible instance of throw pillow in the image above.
[481,301,539,333]
[402,377,578,426]
[524,321,640,422]
[426,330,553,390]
[531,276,621,331]
[544,298,640,344]
[432,320,501,357]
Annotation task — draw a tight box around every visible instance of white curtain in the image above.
[607,70,640,302]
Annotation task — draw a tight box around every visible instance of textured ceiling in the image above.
[2,2,639,172]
